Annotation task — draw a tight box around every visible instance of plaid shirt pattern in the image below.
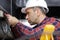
[11,17,60,40]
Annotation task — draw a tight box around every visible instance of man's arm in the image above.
[4,14,41,38]
[11,22,41,37]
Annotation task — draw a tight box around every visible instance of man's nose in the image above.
[25,15,28,19]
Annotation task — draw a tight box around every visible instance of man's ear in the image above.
[35,8,40,16]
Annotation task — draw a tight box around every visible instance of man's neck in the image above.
[37,15,46,24]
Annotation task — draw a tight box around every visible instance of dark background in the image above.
[12,6,60,19]
[12,0,60,19]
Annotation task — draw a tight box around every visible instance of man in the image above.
[5,0,60,40]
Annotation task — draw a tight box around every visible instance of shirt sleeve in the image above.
[11,22,41,38]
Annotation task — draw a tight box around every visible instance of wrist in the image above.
[11,20,19,27]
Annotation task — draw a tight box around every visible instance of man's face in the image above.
[25,8,38,25]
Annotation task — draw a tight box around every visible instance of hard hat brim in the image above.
[21,8,26,13]
[21,7,49,14]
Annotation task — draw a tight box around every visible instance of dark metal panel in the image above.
[16,0,28,7]
[0,0,11,14]
[15,0,60,7]
[46,0,60,6]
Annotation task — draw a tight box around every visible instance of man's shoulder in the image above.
[44,17,60,26]
[49,17,60,22]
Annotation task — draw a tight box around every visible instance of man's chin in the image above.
[28,21,36,25]
[29,22,35,25]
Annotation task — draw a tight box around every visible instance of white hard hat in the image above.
[21,0,49,13]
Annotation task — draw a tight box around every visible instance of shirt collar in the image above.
[33,17,49,28]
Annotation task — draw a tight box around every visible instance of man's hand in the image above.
[4,14,19,27]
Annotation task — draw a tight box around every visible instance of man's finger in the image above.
[4,13,12,18]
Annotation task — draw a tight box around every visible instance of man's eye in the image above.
[27,12,29,13]
[26,12,29,14]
